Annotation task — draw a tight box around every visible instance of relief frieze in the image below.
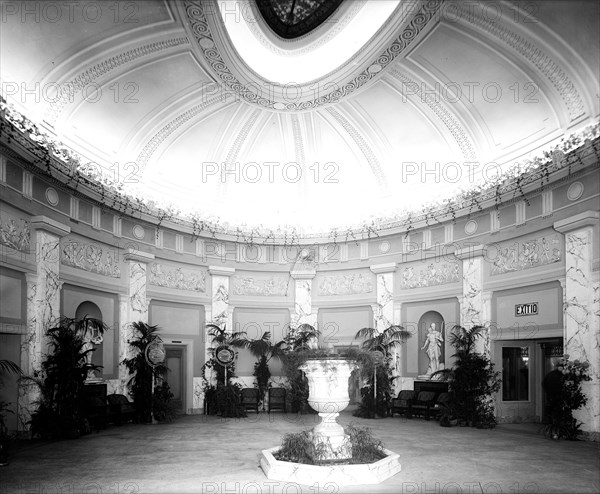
[61,240,121,278]
[149,262,207,292]
[232,275,289,296]
[318,273,373,296]
[490,233,561,275]
[400,261,460,289]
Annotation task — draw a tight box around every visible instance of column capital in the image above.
[554,210,599,234]
[30,215,70,237]
[123,249,155,263]
[290,268,315,280]
[370,262,396,274]
[25,272,39,285]
[208,265,235,277]
[454,244,487,260]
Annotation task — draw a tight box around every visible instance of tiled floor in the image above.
[2,410,599,494]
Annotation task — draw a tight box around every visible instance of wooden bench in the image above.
[106,394,136,425]
[389,390,415,417]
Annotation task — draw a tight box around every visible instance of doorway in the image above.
[540,339,563,422]
[164,346,186,414]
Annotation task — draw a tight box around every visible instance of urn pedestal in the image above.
[299,358,358,461]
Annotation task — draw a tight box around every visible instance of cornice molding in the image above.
[553,210,600,234]
[30,215,70,237]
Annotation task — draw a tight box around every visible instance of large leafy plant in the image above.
[244,332,286,406]
[121,322,170,423]
[353,325,411,418]
[433,325,501,428]
[280,324,321,413]
[26,316,107,439]
[201,323,248,417]
[543,355,591,440]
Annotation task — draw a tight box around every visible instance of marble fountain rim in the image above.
[259,446,402,486]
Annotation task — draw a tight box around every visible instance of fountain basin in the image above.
[259,446,402,486]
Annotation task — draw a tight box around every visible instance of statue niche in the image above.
[75,301,104,382]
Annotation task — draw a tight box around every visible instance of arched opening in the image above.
[417,311,445,377]
[75,301,104,377]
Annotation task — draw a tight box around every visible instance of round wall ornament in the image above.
[465,219,478,235]
[132,224,145,239]
[379,240,391,253]
[566,182,584,201]
[45,187,59,206]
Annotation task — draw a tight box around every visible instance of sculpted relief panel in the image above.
[0,213,30,252]
[61,239,121,278]
[399,261,460,289]
[149,263,207,292]
[490,234,561,276]
[232,275,289,296]
[317,273,374,296]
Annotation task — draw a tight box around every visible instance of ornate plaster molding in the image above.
[46,37,190,123]
[182,0,441,111]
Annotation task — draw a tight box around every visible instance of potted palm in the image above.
[432,325,501,428]
[202,323,249,417]
[353,325,411,418]
[25,316,107,439]
[242,332,286,410]
[121,322,172,423]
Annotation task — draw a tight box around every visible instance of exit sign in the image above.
[515,303,538,316]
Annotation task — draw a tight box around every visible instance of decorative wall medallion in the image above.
[465,220,478,235]
[61,239,121,278]
[399,261,460,289]
[132,224,145,240]
[45,187,59,206]
[0,213,30,252]
[566,181,584,201]
[490,233,561,275]
[379,241,391,254]
[232,275,288,296]
[149,263,207,292]
[318,273,374,296]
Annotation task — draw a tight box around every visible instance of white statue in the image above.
[421,323,443,375]
[83,322,104,382]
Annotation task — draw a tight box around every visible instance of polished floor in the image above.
[2,409,599,494]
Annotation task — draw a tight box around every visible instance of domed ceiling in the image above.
[1,0,598,236]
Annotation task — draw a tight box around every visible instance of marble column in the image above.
[370,263,398,391]
[290,267,317,330]
[554,211,600,438]
[369,263,396,332]
[455,245,487,354]
[118,249,154,396]
[207,266,235,360]
[18,216,70,432]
